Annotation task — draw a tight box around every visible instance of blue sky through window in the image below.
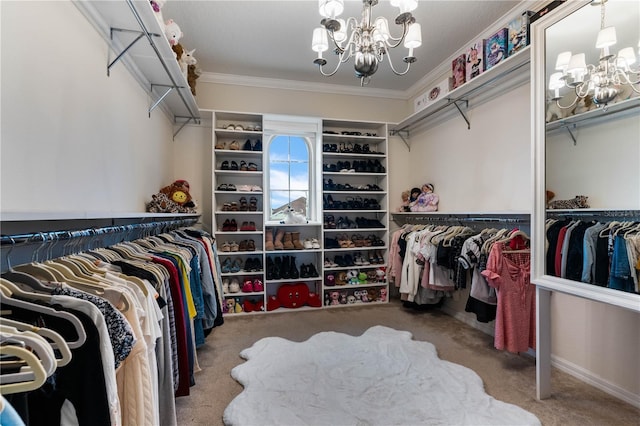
[269,136,309,218]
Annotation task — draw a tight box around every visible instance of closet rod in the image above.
[0,217,198,246]
[392,213,530,226]
[546,209,640,219]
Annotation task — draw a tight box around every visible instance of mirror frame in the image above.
[531,0,640,313]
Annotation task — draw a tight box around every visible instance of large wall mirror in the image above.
[532,0,640,312]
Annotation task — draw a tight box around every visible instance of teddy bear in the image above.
[225,298,243,314]
[187,64,201,96]
[164,19,183,47]
[146,179,198,214]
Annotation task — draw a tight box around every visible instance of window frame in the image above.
[262,115,323,225]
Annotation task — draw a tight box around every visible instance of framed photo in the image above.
[465,39,484,81]
[450,53,467,90]
[507,11,533,56]
[427,78,449,104]
[484,28,508,71]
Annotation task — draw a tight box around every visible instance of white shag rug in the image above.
[223,326,541,426]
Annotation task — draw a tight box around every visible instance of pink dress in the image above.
[481,242,535,353]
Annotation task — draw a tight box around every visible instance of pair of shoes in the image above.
[238,239,256,251]
[222,258,242,274]
[222,219,238,231]
[300,263,319,278]
[229,140,240,150]
[240,221,257,231]
[244,257,263,272]
[217,183,237,191]
[242,278,264,292]
[303,238,321,249]
[228,278,240,292]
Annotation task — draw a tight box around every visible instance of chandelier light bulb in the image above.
[319,0,344,19]
[555,51,572,71]
[618,47,636,66]
[312,27,329,53]
[404,23,422,49]
[393,0,418,14]
[374,17,391,42]
[595,26,617,49]
[333,19,347,43]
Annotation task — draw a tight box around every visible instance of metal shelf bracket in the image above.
[173,116,200,139]
[389,129,410,150]
[451,99,471,129]
[564,124,577,146]
[107,27,156,76]
[149,84,182,116]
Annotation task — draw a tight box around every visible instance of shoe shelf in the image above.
[321,119,390,308]
[224,290,265,296]
[214,149,262,156]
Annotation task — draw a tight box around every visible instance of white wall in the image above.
[1,1,174,214]
[546,113,640,208]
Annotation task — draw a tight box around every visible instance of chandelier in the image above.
[548,0,640,109]
[311,0,422,86]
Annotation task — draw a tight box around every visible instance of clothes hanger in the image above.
[0,279,87,349]
[0,318,72,367]
[1,237,54,293]
[0,327,56,378]
[0,343,47,395]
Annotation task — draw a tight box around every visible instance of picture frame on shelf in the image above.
[465,39,484,82]
[507,11,533,57]
[450,53,467,91]
[484,28,509,71]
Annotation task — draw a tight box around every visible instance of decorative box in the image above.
[507,11,534,56]
[450,53,467,91]
[465,38,484,82]
[483,28,509,71]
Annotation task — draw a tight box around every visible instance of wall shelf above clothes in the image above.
[73,0,201,136]
[390,47,531,142]
[545,97,640,145]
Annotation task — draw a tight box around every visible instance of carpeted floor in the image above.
[175,300,640,426]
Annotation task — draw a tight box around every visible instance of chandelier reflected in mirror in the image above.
[548,0,640,109]
[311,0,422,86]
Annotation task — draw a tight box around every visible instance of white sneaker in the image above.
[303,239,313,249]
[311,238,321,249]
[222,278,230,293]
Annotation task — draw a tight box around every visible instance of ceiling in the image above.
[161,0,536,95]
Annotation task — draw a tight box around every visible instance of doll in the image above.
[397,190,411,212]
[408,187,421,211]
[411,183,439,212]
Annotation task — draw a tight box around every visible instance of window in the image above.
[268,135,310,222]
[262,115,322,224]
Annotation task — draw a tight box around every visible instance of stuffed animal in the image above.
[358,272,368,284]
[150,0,166,31]
[172,43,184,62]
[146,179,197,214]
[329,291,340,305]
[574,94,596,115]
[280,207,308,224]
[346,270,359,285]
[164,19,183,47]
[178,48,196,81]
[347,294,356,304]
[367,288,379,303]
[277,283,309,309]
[378,288,387,302]
[187,64,200,96]
[339,291,348,304]
[307,292,322,308]
[225,298,243,314]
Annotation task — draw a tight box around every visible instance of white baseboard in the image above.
[550,355,640,409]
[440,306,640,409]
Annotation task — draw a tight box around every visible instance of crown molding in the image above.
[198,72,409,100]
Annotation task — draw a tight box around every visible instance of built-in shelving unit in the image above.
[73,0,200,136]
[211,113,391,314]
[390,46,531,141]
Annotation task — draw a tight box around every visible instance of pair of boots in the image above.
[265,229,304,251]
[266,255,299,280]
